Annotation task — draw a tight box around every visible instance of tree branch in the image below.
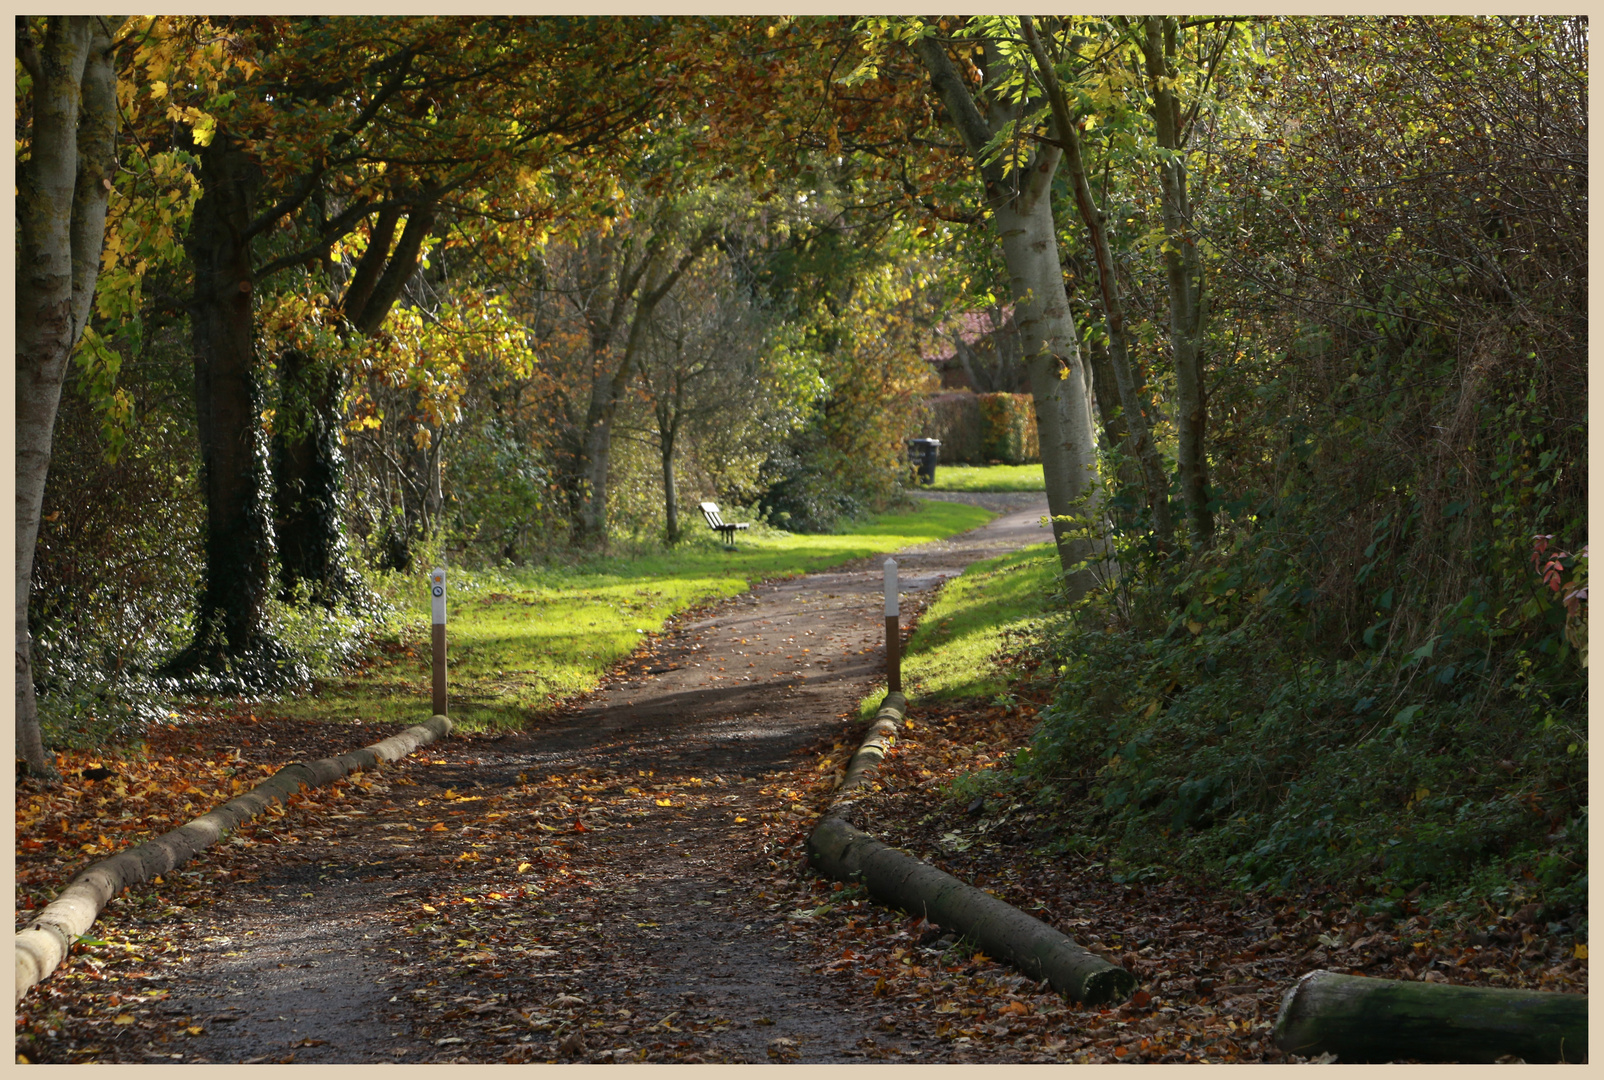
[911,29,1004,190]
[252,196,379,284]
[355,198,440,335]
[338,204,402,322]
[16,17,43,82]
[243,42,418,241]
[68,16,120,349]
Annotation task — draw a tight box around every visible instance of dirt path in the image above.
[29,497,1052,1064]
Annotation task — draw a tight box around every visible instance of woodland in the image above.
[14,14,1588,1063]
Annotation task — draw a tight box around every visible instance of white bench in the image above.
[699,502,750,547]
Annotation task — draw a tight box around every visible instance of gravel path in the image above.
[37,499,1051,1064]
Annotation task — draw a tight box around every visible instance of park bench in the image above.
[699,502,749,548]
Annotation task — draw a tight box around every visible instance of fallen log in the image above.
[809,692,1135,1005]
[809,815,1136,1005]
[15,715,452,1006]
[1273,969,1588,1063]
[837,691,904,794]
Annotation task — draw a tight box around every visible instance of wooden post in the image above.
[430,566,447,716]
[884,557,901,693]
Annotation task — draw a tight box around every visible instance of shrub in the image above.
[925,392,983,464]
[977,393,1038,465]
[922,391,1038,465]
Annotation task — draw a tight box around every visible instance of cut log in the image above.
[15,715,452,1006]
[1273,969,1588,1063]
[808,814,1136,1005]
[837,692,904,794]
[811,691,1135,1005]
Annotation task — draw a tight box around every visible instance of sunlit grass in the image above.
[275,499,995,733]
[925,463,1045,492]
[856,542,1059,718]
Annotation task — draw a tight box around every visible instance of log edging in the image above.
[14,715,453,1006]
[807,694,1136,1005]
[1273,968,1588,1063]
[836,691,904,796]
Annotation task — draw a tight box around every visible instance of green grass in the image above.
[926,463,1045,492]
[275,499,995,733]
[856,542,1060,718]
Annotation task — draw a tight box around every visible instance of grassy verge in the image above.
[856,542,1059,718]
[926,463,1044,492]
[275,499,995,733]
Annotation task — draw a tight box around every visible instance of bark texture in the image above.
[914,31,1104,593]
[808,816,1136,1005]
[173,130,283,676]
[14,715,453,1006]
[1273,969,1587,1063]
[15,16,120,778]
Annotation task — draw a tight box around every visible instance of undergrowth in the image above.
[1011,521,1588,924]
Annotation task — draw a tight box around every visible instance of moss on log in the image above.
[1273,969,1588,1063]
[14,715,452,1006]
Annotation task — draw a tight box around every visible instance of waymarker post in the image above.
[430,567,448,716]
[884,557,901,693]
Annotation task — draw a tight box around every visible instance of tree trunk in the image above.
[171,131,283,679]
[15,16,119,779]
[1023,16,1172,547]
[1273,969,1587,1064]
[993,192,1105,594]
[660,424,681,544]
[573,225,717,547]
[290,200,437,587]
[1082,331,1142,513]
[272,348,359,607]
[914,31,1105,592]
[1141,16,1215,547]
[578,386,616,543]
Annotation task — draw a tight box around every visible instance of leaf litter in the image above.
[15,513,1586,1063]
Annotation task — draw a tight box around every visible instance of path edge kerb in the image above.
[14,714,453,1007]
[806,695,1137,1006]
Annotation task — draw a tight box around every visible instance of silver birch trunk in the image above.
[993,195,1104,594]
[913,30,1104,592]
[15,17,120,779]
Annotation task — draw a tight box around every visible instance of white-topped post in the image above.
[884,557,901,693]
[430,567,448,716]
